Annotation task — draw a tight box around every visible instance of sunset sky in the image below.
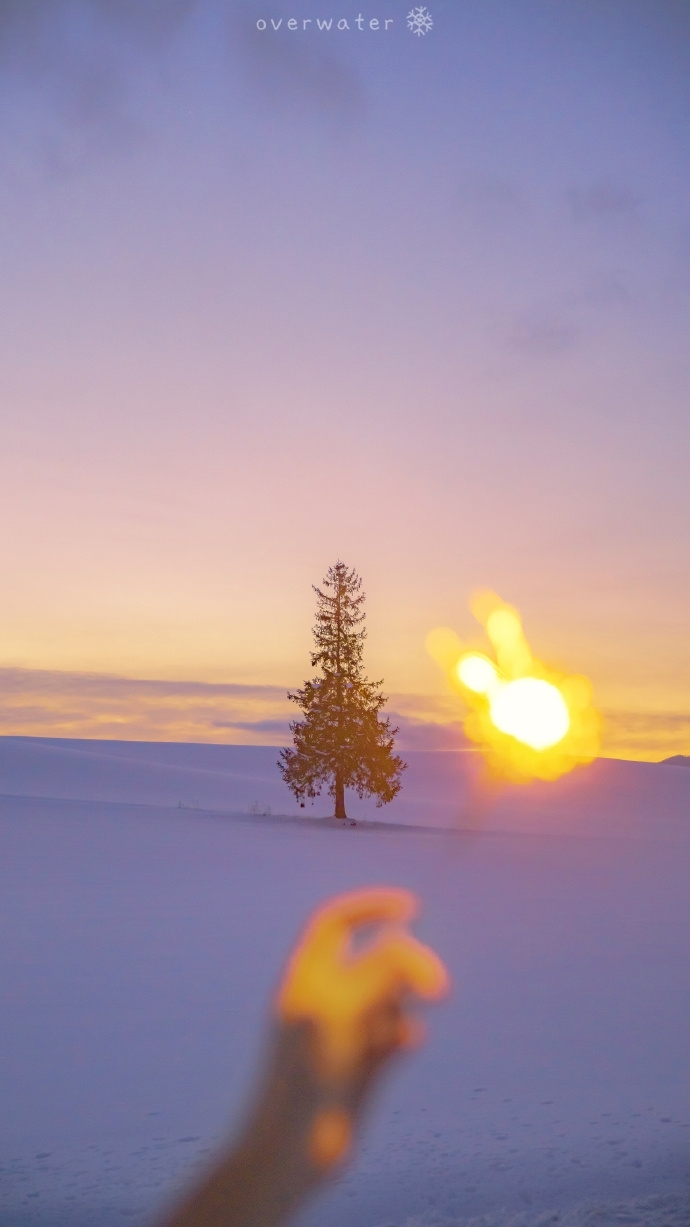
[0,0,688,758]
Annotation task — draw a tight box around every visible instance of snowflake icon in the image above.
[407,5,433,35]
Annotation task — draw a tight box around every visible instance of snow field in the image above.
[1,738,690,1225]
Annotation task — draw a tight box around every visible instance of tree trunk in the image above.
[334,771,347,820]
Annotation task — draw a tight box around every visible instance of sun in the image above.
[489,677,570,750]
[427,592,600,780]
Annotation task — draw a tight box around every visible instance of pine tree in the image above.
[279,562,406,821]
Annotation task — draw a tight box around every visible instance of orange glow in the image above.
[427,592,600,780]
[277,888,449,1082]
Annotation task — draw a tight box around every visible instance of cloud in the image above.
[456,174,527,226]
[579,270,631,307]
[0,668,286,700]
[0,0,199,178]
[0,0,365,179]
[0,667,472,751]
[387,712,469,751]
[566,180,642,223]
[213,718,293,735]
[0,668,685,760]
[600,708,690,761]
[507,269,631,357]
[509,312,578,356]
[0,667,293,743]
[230,6,365,125]
[0,1,198,44]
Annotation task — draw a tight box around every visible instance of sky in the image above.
[0,0,688,758]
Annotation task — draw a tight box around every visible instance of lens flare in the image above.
[490,677,570,750]
[456,654,497,694]
[426,591,600,780]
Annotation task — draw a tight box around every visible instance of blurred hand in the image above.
[277,887,448,1163]
[158,887,448,1227]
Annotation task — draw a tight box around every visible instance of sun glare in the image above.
[456,654,497,694]
[490,677,570,750]
[426,591,600,780]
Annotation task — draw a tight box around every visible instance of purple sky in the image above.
[0,1,688,757]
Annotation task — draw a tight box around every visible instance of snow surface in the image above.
[1,736,690,1227]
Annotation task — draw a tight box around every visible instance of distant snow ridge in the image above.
[401,1192,690,1225]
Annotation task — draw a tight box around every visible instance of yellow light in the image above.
[486,608,521,646]
[489,677,570,750]
[486,606,532,676]
[427,590,600,781]
[457,654,498,694]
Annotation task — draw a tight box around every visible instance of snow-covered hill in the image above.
[1,735,689,837]
[1,737,689,1227]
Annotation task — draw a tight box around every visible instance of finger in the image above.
[304,888,419,951]
[354,932,450,1001]
[280,889,420,992]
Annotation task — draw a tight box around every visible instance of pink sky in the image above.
[0,1,688,759]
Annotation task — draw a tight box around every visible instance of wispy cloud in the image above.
[601,709,690,761]
[508,268,632,357]
[0,667,293,743]
[456,174,527,226]
[509,312,578,356]
[566,180,642,224]
[0,667,471,749]
[387,712,468,751]
[230,5,365,125]
[0,0,364,181]
[213,718,293,735]
[0,0,199,178]
[1,668,685,760]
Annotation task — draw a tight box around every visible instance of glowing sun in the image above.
[427,592,600,780]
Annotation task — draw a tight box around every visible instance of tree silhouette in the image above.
[279,562,406,821]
